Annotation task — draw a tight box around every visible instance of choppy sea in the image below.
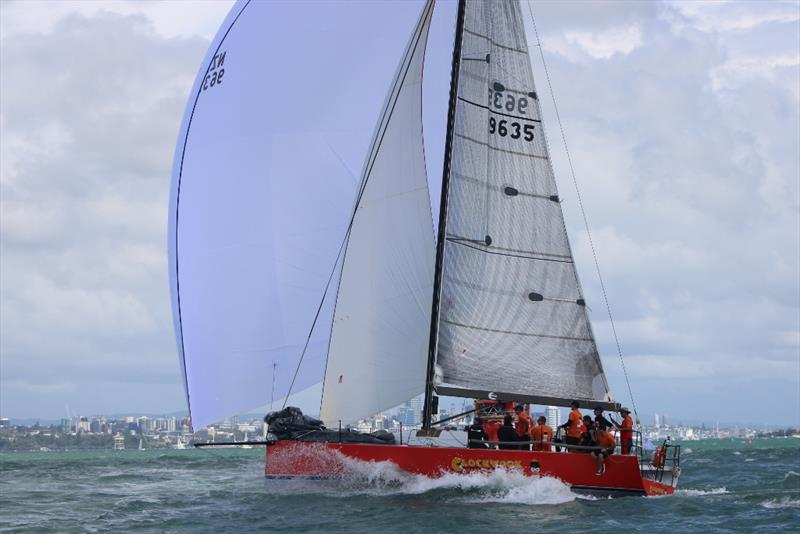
[1,437,797,533]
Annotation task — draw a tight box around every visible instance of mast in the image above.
[422,0,467,430]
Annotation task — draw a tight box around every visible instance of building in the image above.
[397,406,416,427]
[77,416,90,433]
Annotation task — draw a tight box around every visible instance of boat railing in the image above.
[467,438,636,454]
[641,436,681,483]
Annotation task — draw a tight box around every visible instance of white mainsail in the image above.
[433,0,613,404]
[320,0,436,427]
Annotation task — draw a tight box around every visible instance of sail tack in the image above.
[320,0,436,426]
[434,0,612,403]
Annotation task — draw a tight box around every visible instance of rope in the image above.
[525,1,639,421]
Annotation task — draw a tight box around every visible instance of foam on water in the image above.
[676,487,729,496]
[761,497,800,509]
[322,454,580,505]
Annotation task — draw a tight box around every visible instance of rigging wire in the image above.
[525,1,640,421]
[282,228,348,409]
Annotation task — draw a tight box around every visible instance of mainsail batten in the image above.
[433,0,613,404]
[320,0,436,427]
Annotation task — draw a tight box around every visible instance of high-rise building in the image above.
[402,397,422,427]
[654,414,661,430]
[77,416,90,433]
[397,406,416,427]
[546,406,560,428]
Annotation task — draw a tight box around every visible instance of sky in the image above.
[1,0,798,427]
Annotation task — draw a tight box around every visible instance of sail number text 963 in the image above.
[488,88,529,114]
[487,86,534,141]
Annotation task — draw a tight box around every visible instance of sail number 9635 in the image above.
[489,118,535,141]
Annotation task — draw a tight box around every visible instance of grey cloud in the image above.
[1,1,797,426]
[1,12,208,417]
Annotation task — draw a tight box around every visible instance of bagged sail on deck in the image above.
[435,0,612,404]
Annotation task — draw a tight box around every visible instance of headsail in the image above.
[320,0,436,426]
[433,0,613,406]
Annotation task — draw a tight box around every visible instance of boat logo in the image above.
[450,456,523,473]
[487,391,497,400]
[203,51,226,92]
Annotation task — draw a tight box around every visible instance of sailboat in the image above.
[169,0,681,496]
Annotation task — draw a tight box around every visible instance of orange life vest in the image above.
[531,424,553,451]
[515,412,532,437]
[567,409,583,439]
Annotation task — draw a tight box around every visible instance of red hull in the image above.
[265,441,675,497]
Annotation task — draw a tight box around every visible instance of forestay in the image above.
[435,0,612,404]
[320,0,436,426]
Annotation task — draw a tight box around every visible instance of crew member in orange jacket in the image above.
[612,407,634,454]
[514,405,532,450]
[530,415,553,451]
[558,401,583,451]
[592,426,617,475]
[482,418,502,449]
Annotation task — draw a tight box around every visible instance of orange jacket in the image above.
[531,424,553,451]
[619,415,633,439]
[515,412,532,437]
[483,421,501,443]
[596,429,616,450]
[566,409,582,438]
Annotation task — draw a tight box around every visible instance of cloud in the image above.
[565,25,643,60]
[1,10,212,417]
[526,1,799,425]
[0,0,797,426]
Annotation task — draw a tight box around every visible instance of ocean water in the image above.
[1,438,797,533]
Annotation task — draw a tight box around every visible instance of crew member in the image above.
[531,416,553,451]
[593,407,614,431]
[579,415,596,453]
[514,405,532,450]
[592,425,617,475]
[611,407,634,454]
[482,418,502,449]
[467,417,487,449]
[497,415,517,450]
[559,401,583,451]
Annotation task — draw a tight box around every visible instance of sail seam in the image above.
[446,237,574,263]
[447,235,571,258]
[457,96,541,122]
[441,319,594,342]
[464,28,527,53]
[445,275,580,301]
[455,133,549,159]
[452,172,556,201]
